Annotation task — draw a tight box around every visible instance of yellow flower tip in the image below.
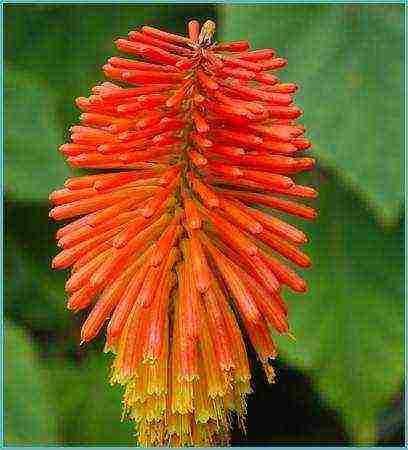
[287,332,297,341]
[198,20,216,47]
[263,363,277,384]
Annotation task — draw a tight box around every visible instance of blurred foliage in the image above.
[5,204,73,335]
[4,320,58,444]
[5,66,73,201]
[45,353,137,445]
[4,4,405,447]
[279,172,404,444]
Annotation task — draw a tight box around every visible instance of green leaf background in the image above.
[4,320,58,444]
[4,4,404,446]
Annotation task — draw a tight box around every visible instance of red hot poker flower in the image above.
[49,19,317,447]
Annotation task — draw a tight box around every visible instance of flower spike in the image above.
[50,19,317,447]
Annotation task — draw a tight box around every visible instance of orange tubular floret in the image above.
[213,282,251,382]
[200,232,261,325]
[106,258,151,344]
[115,39,180,65]
[52,227,125,270]
[197,69,219,91]
[243,204,308,244]
[50,19,317,448]
[65,249,111,293]
[260,250,308,293]
[112,216,152,249]
[188,20,200,42]
[174,263,199,382]
[222,56,263,72]
[236,265,288,334]
[67,284,99,311]
[85,197,146,227]
[201,206,258,257]
[203,285,235,371]
[192,109,210,133]
[93,171,157,191]
[150,216,183,266]
[219,198,263,235]
[80,256,141,343]
[214,41,250,52]
[142,268,174,362]
[182,250,200,340]
[188,232,212,293]
[142,247,179,309]
[187,172,220,208]
[72,242,112,271]
[256,227,311,268]
[189,149,208,168]
[206,232,279,296]
[221,189,317,220]
[182,194,202,230]
[142,25,191,46]
[140,175,179,218]
[107,56,175,72]
[129,31,192,57]
[90,214,170,289]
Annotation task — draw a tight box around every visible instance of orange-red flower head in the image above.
[50,19,317,447]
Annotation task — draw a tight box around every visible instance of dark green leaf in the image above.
[219,4,404,225]
[274,172,404,444]
[4,66,72,202]
[5,203,73,335]
[4,320,59,444]
[46,352,136,445]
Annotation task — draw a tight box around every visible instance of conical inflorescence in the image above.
[50,20,317,447]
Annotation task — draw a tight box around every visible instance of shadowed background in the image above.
[4,4,405,446]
